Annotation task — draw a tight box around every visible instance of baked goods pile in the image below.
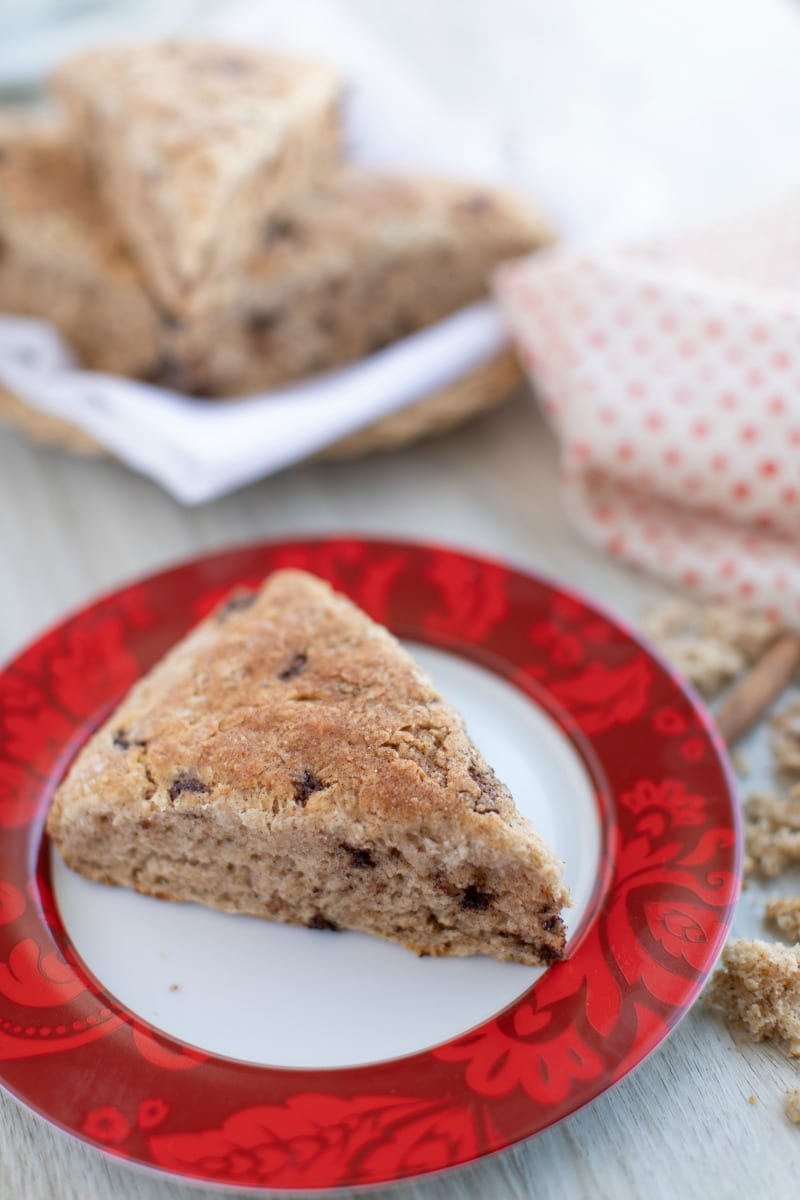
[0,41,551,398]
[47,569,570,966]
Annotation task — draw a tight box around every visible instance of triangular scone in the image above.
[0,122,547,396]
[163,169,553,395]
[50,41,342,317]
[47,571,570,965]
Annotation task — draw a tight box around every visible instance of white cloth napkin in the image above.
[496,197,800,626]
[0,306,505,504]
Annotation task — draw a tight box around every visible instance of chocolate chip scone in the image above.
[158,168,552,395]
[51,40,342,318]
[47,570,570,966]
[0,114,159,378]
[0,117,550,396]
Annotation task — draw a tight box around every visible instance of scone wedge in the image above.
[0,119,547,396]
[50,41,342,317]
[160,169,552,395]
[47,570,569,965]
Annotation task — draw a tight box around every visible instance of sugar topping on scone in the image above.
[47,569,570,966]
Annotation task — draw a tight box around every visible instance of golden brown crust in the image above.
[47,570,570,965]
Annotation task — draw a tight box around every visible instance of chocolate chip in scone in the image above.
[190,383,218,400]
[112,728,146,750]
[393,312,415,340]
[247,310,282,351]
[458,192,495,216]
[156,307,184,332]
[340,843,375,869]
[211,53,256,76]
[316,311,338,336]
[367,329,393,355]
[143,354,189,392]
[293,770,324,806]
[264,215,298,244]
[537,942,565,965]
[308,914,339,931]
[217,589,257,620]
[168,773,210,802]
[248,309,281,336]
[324,276,345,300]
[278,652,308,680]
[459,884,494,911]
[542,914,564,935]
[498,930,563,961]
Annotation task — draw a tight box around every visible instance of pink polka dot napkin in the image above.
[495,198,800,625]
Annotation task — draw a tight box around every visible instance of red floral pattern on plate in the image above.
[150,1094,479,1189]
[0,539,739,1191]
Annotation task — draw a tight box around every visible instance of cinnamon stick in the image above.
[715,632,800,747]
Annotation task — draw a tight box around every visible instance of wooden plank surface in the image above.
[1,2,799,1196]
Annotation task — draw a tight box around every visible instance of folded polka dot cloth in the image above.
[495,196,800,626]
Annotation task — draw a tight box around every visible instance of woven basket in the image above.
[0,349,520,463]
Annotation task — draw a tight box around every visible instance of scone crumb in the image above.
[772,699,800,775]
[169,983,180,992]
[745,789,800,877]
[704,939,800,1055]
[747,1093,757,1106]
[766,896,800,942]
[652,633,743,698]
[642,598,701,642]
[642,599,779,697]
[703,605,779,663]
[786,1090,800,1124]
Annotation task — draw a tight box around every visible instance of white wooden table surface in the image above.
[1,2,799,1196]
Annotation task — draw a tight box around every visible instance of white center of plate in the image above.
[52,643,602,1069]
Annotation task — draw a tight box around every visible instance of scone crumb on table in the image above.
[785,1090,800,1125]
[744,790,800,877]
[704,938,800,1055]
[765,896,800,942]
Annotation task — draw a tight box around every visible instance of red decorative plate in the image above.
[0,538,739,1192]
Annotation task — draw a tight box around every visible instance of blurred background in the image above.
[1,0,799,636]
[3,0,800,241]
